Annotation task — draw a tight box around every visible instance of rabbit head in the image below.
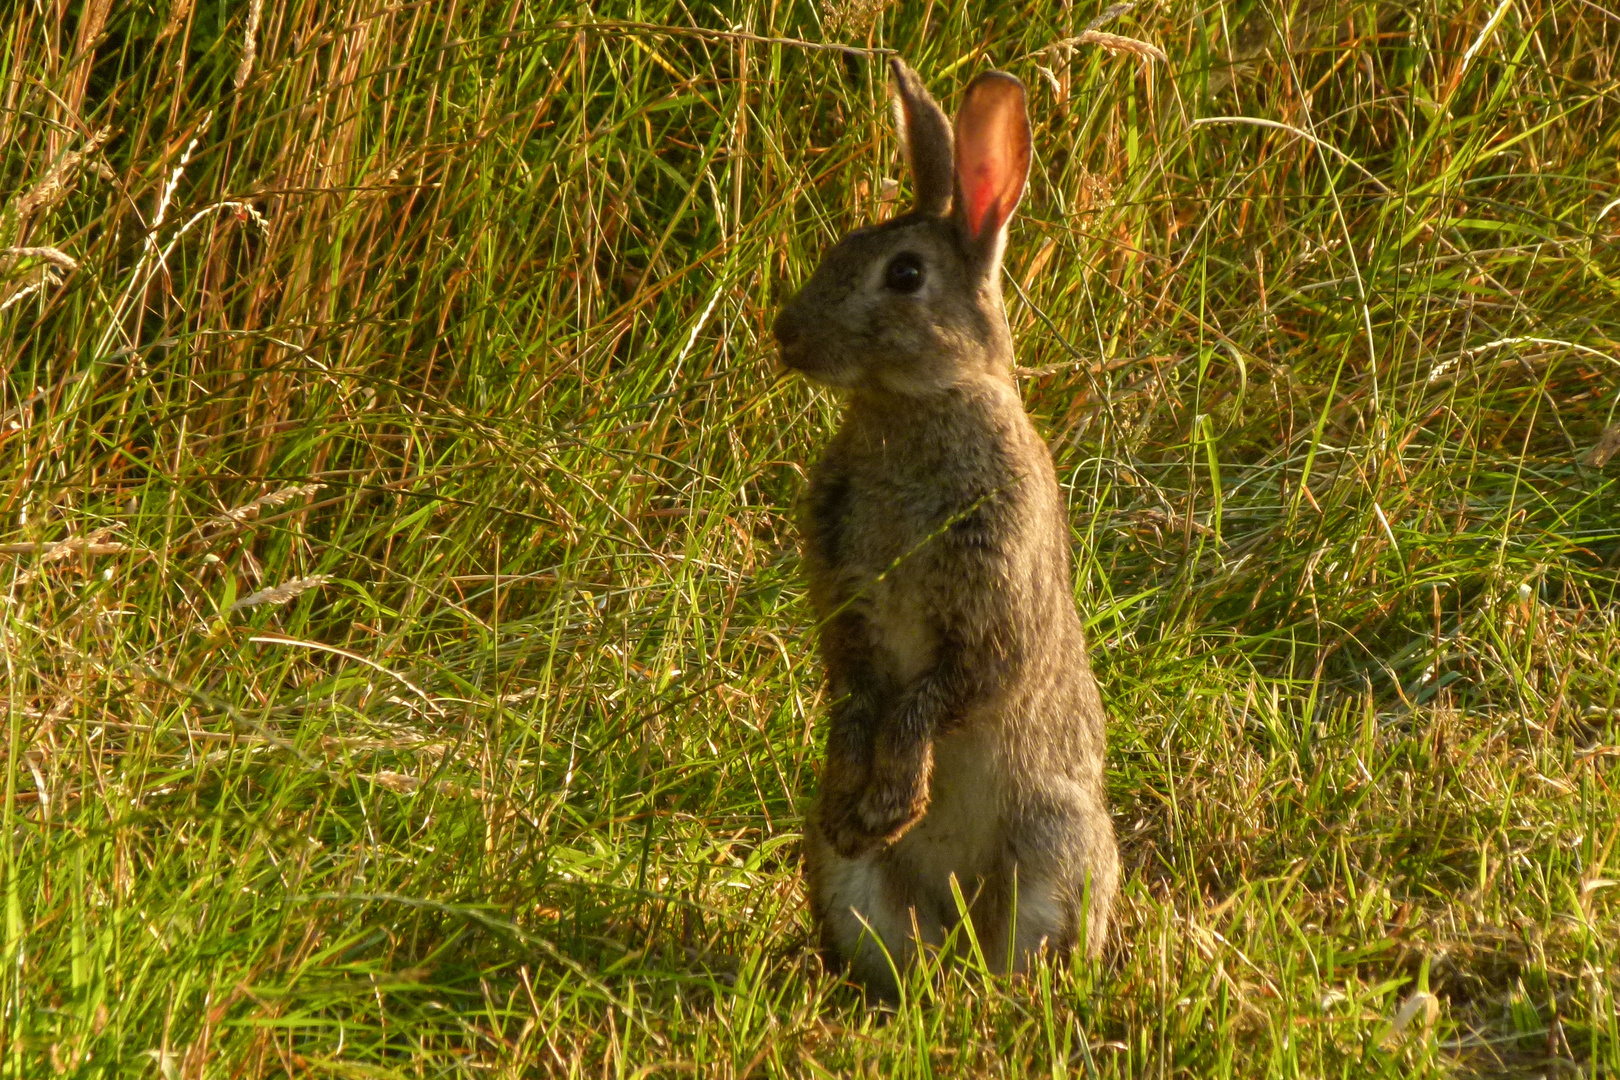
[774,59,1033,395]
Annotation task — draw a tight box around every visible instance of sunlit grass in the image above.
[2,0,1618,1075]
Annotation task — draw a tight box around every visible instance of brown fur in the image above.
[774,60,1119,999]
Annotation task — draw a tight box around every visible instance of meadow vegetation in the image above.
[3,0,1619,1074]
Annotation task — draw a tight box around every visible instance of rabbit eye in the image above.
[883,252,925,294]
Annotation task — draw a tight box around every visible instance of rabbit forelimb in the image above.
[821,612,1014,859]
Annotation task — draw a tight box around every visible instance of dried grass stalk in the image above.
[10,128,111,220]
[0,528,127,560]
[159,0,195,40]
[2,247,80,273]
[1076,30,1167,63]
[229,574,331,612]
[0,276,56,314]
[1377,990,1439,1048]
[1585,423,1620,468]
[151,115,212,239]
[235,0,264,89]
[1034,30,1167,65]
[203,482,325,535]
[823,0,892,36]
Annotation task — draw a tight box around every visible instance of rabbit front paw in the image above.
[818,797,889,860]
[854,775,929,846]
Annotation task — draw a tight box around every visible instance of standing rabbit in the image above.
[773,59,1119,998]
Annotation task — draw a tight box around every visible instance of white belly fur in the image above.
[891,723,1003,896]
[814,725,1004,991]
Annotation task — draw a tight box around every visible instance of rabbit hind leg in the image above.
[806,840,935,998]
[996,794,1120,970]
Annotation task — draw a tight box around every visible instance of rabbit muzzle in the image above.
[773,304,849,385]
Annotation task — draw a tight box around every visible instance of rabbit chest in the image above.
[812,463,962,688]
[807,385,1026,693]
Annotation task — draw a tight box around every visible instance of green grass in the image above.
[3,0,1619,1074]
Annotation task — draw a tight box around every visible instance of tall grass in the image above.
[2,0,1617,1074]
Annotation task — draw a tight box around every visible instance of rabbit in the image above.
[772,58,1119,999]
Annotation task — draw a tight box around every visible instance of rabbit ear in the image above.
[890,58,954,217]
[951,71,1031,264]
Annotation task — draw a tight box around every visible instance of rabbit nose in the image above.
[773,309,802,347]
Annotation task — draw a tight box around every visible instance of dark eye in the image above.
[884,252,925,294]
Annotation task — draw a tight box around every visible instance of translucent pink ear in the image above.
[952,72,1031,251]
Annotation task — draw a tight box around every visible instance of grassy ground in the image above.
[4,0,1619,1074]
